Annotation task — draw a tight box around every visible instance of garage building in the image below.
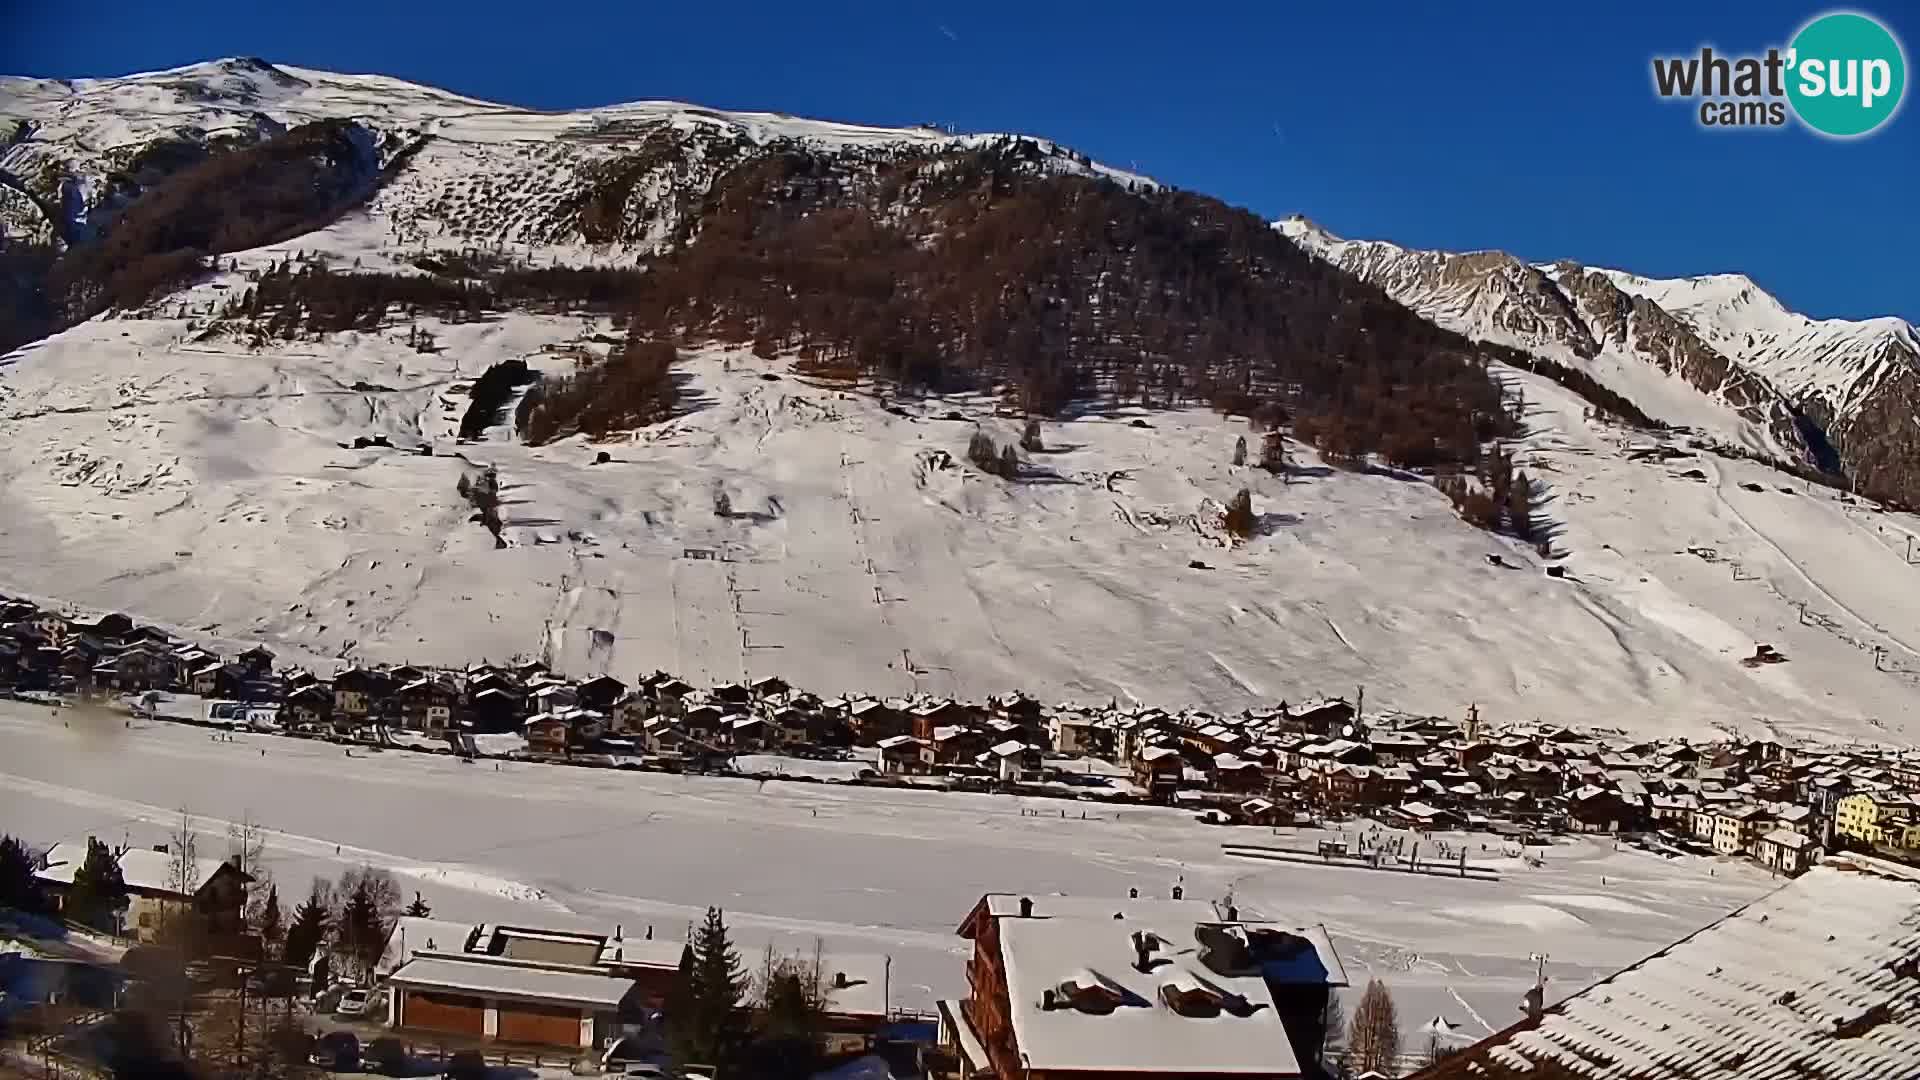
[388,951,641,1049]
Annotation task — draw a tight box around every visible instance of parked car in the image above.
[335,987,372,1017]
[311,1031,360,1071]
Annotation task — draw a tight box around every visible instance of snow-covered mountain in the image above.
[3,60,1920,744]
[0,57,1147,252]
[1596,267,1920,502]
[1277,216,1920,506]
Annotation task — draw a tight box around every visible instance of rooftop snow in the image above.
[36,840,236,896]
[1425,855,1920,1080]
[388,951,637,1008]
[996,914,1300,1075]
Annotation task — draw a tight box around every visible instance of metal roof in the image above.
[1414,855,1920,1080]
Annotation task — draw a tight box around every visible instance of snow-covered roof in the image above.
[1428,855,1920,1079]
[378,916,477,975]
[37,840,237,897]
[996,916,1299,1075]
[389,952,637,1008]
[597,936,687,970]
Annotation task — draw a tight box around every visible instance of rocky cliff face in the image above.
[1277,216,1920,500]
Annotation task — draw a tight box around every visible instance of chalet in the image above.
[769,706,813,747]
[1212,753,1267,793]
[990,691,1044,733]
[749,675,791,702]
[879,735,934,775]
[1286,697,1355,736]
[512,660,550,682]
[609,690,649,733]
[396,677,463,733]
[682,704,725,740]
[37,838,252,944]
[576,675,626,712]
[467,686,524,733]
[1319,765,1388,807]
[528,681,577,713]
[648,676,695,717]
[190,662,248,700]
[726,715,768,751]
[524,713,571,756]
[911,699,972,741]
[942,892,1345,1080]
[849,698,908,741]
[1368,731,1429,766]
[236,646,275,677]
[934,725,989,766]
[283,684,332,730]
[332,666,393,728]
[1134,745,1184,799]
[640,718,685,755]
[104,641,174,692]
[987,740,1039,783]
[1566,786,1632,833]
[711,682,752,707]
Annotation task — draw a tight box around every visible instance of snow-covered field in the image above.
[0,700,1777,1042]
[3,287,1919,740]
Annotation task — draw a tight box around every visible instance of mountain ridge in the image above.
[1277,215,1917,503]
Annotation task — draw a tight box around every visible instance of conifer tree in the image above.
[1508,471,1533,540]
[404,891,432,918]
[67,837,127,932]
[1224,488,1256,538]
[257,884,283,953]
[0,834,44,914]
[672,907,748,1071]
[282,880,330,973]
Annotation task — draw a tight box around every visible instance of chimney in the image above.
[1128,887,1139,899]
[1019,896,1034,918]
[645,925,653,940]
[1132,933,1153,973]
[1041,989,1059,1011]
[833,971,849,989]
[1225,904,1239,922]
[1171,884,1184,901]
[615,924,623,941]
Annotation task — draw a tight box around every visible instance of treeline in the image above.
[1433,444,1538,546]
[459,359,538,439]
[49,120,382,321]
[567,141,1521,472]
[222,257,649,338]
[521,339,680,443]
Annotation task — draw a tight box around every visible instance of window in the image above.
[138,911,154,929]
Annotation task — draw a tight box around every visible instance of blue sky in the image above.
[8,1,1916,320]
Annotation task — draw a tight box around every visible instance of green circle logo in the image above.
[1787,12,1907,137]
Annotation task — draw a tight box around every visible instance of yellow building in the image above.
[1835,794,1916,846]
